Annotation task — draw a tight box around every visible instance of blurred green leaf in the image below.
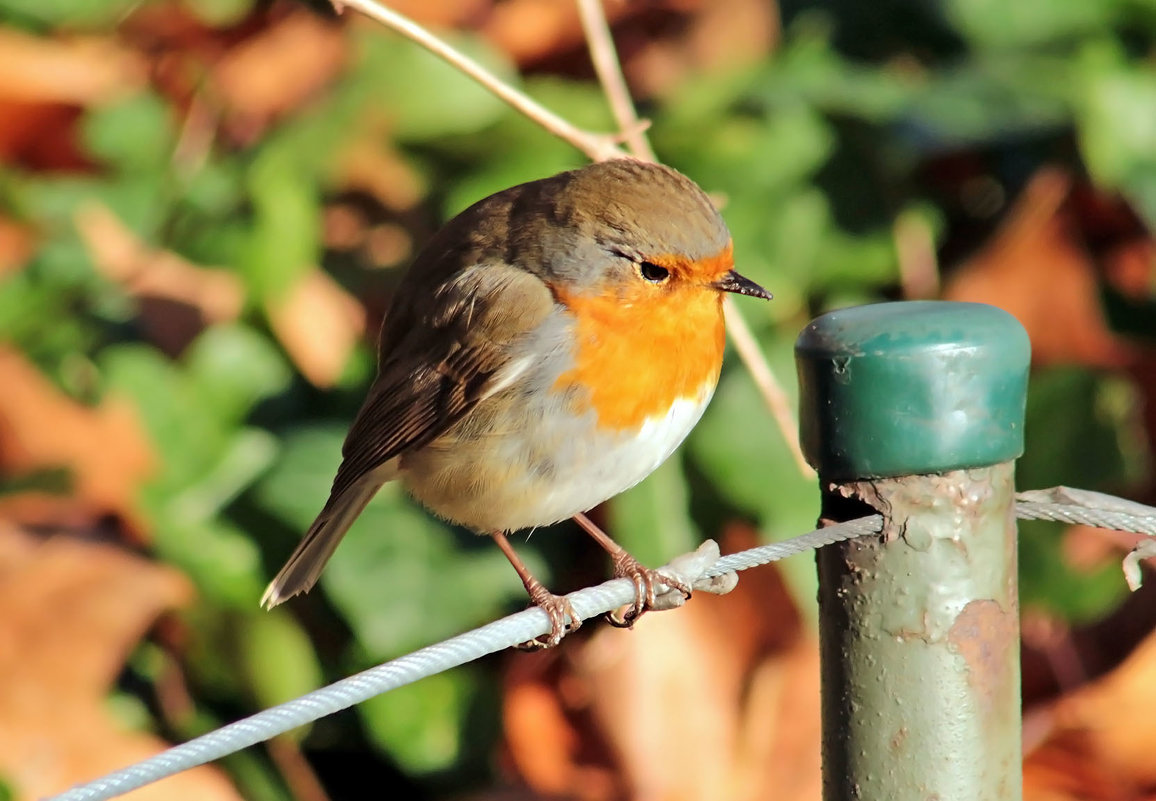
[945,0,1120,48]
[239,611,323,720]
[441,77,609,216]
[183,606,246,699]
[82,91,176,173]
[178,158,246,219]
[1074,43,1156,196]
[15,170,169,242]
[688,343,821,614]
[102,325,290,492]
[0,258,98,366]
[689,347,817,529]
[101,343,226,489]
[105,691,154,733]
[1018,367,1137,492]
[0,0,138,29]
[323,486,525,656]
[180,0,254,27]
[813,225,898,289]
[357,28,513,142]
[1016,367,1145,620]
[358,671,475,773]
[100,328,289,606]
[661,104,836,196]
[610,454,698,567]
[902,57,1071,144]
[184,324,293,427]
[1018,519,1130,622]
[252,424,342,527]
[158,516,267,606]
[757,30,914,121]
[239,149,320,301]
[735,188,830,294]
[13,175,106,231]
[167,428,279,524]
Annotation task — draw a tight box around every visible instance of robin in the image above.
[262,158,771,646]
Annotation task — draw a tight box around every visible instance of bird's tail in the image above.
[261,480,382,609]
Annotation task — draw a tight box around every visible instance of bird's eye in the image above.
[637,261,670,284]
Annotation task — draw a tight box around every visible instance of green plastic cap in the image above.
[795,301,1030,480]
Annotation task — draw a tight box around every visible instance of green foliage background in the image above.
[1,0,1154,796]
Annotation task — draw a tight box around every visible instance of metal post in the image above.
[795,301,1030,801]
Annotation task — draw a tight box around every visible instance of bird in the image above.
[261,158,771,646]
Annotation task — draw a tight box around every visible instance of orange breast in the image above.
[552,279,727,431]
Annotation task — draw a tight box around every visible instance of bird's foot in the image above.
[516,581,581,649]
[605,551,692,629]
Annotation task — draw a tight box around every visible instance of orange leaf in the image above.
[77,202,244,325]
[1025,626,1156,800]
[0,523,240,801]
[0,29,145,105]
[76,202,245,354]
[0,348,154,529]
[336,137,427,213]
[266,267,366,388]
[212,12,346,138]
[944,169,1135,369]
[0,215,36,275]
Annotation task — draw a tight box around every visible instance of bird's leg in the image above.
[491,531,580,648]
[572,512,692,628]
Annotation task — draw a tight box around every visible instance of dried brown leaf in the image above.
[944,169,1135,368]
[76,202,245,353]
[0,524,240,801]
[483,0,587,65]
[266,268,366,388]
[0,100,88,168]
[336,137,427,212]
[0,348,154,529]
[1025,626,1156,800]
[212,12,346,138]
[628,0,778,97]
[387,0,490,28]
[0,215,36,274]
[0,29,146,105]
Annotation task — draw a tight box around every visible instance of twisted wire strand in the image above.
[48,517,875,801]
[47,492,1156,801]
[1015,502,1156,535]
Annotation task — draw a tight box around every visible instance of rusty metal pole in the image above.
[795,301,1030,801]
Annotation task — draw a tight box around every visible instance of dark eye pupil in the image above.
[639,261,669,283]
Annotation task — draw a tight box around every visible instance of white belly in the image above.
[400,382,715,533]
[524,390,712,526]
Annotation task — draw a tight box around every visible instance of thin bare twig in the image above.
[267,737,332,801]
[723,301,814,476]
[332,0,626,162]
[576,0,656,161]
[894,210,939,299]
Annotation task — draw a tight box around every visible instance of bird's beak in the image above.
[713,270,772,300]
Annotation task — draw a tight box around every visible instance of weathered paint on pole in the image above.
[795,301,1030,801]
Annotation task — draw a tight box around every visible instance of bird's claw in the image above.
[605,551,692,629]
[517,584,581,649]
[605,540,739,626]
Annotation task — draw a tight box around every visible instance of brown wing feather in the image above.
[325,341,506,502]
[261,261,554,607]
[329,261,552,499]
